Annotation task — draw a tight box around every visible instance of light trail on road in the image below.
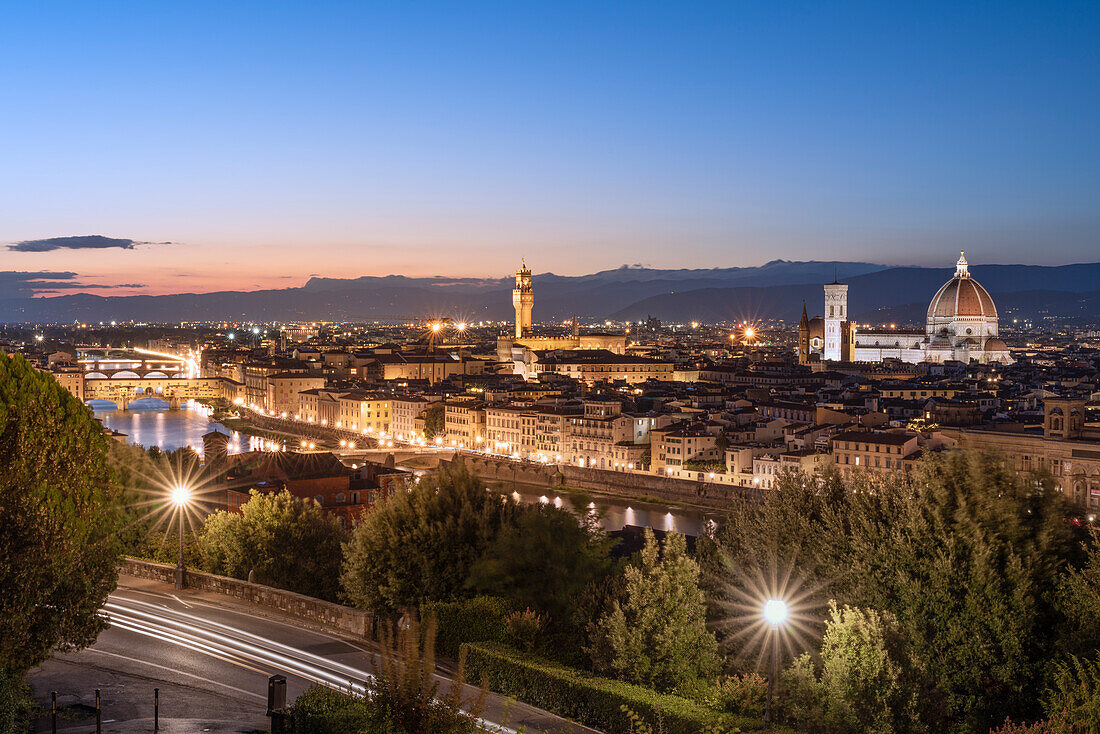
[102,596,519,734]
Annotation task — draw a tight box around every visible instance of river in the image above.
[89,400,265,454]
[503,481,720,537]
[90,401,718,535]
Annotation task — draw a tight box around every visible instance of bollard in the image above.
[267,675,287,734]
[154,687,159,730]
[50,691,56,734]
[95,688,102,734]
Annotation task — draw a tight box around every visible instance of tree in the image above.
[341,463,520,617]
[0,354,123,677]
[780,603,922,734]
[705,451,1085,732]
[466,505,612,633]
[423,403,444,438]
[1042,655,1100,732]
[591,528,719,691]
[198,489,346,601]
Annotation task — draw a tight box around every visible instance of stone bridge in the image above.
[84,376,230,410]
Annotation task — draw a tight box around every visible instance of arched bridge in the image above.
[84,376,231,410]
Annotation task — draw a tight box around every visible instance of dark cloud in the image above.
[7,235,172,252]
[0,271,147,297]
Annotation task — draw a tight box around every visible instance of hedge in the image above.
[422,596,509,658]
[287,685,372,734]
[462,642,767,734]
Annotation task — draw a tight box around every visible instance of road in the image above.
[28,575,599,733]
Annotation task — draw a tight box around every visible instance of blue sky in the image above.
[1,1,1097,294]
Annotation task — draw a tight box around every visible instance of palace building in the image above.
[497,261,627,364]
[799,252,1013,366]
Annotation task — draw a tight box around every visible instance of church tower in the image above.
[797,302,810,365]
[513,259,533,338]
[823,281,848,361]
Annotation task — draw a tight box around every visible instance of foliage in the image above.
[0,353,124,677]
[1056,528,1100,649]
[198,489,346,600]
[463,642,752,734]
[989,711,1082,734]
[1043,656,1100,733]
[341,463,521,618]
[422,404,444,438]
[288,685,373,734]
[591,528,719,692]
[369,615,487,733]
[677,673,767,718]
[0,667,36,734]
[704,451,1086,732]
[288,616,488,733]
[778,602,922,734]
[466,504,611,633]
[504,608,545,653]
[683,461,726,474]
[421,596,509,659]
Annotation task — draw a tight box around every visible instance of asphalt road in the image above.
[28,575,599,733]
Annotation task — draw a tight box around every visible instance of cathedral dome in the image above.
[984,337,1008,351]
[926,252,997,321]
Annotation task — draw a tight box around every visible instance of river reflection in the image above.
[89,400,275,455]
[500,481,720,537]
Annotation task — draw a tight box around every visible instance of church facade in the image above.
[799,253,1013,366]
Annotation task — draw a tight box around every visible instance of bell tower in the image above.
[513,259,533,338]
[823,281,848,361]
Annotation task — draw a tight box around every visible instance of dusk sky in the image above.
[3,1,1098,296]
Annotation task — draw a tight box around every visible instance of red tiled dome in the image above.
[927,253,997,321]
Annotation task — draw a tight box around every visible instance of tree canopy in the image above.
[704,451,1087,732]
[198,489,346,601]
[0,353,124,676]
[341,463,522,617]
[591,528,719,692]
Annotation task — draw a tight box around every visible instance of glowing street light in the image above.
[763,598,789,727]
[170,484,192,589]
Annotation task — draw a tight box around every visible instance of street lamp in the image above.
[170,484,191,589]
[763,598,789,728]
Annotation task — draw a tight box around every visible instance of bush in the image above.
[421,596,509,659]
[288,616,488,734]
[504,608,544,653]
[1044,656,1100,732]
[0,668,36,734]
[463,642,756,734]
[677,674,767,718]
[287,685,371,734]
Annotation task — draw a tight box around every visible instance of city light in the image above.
[170,485,191,507]
[763,599,788,626]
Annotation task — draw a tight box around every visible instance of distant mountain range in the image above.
[3,260,1099,325]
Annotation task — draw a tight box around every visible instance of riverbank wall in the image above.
[448,454,765,511]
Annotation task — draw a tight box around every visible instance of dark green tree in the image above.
[591,528,719,691]
[423,403,444,438]
[466,504,612,633]
[0,354,124,677]
[706,451,1085,732]
[341,463,520,617]
[780,602,923,734]
[198,489,346,600]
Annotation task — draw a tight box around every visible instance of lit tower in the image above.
[823,279,848,362]
[513,259,533,338]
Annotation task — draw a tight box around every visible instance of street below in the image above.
[28,574,599,734]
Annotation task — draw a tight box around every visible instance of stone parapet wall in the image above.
[447,455,764,510]
[120,558,372,639]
